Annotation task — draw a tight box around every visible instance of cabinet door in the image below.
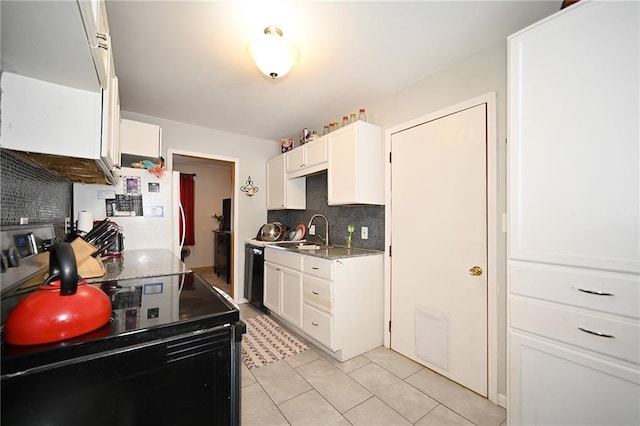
[267,155,306,210]
[508,1,639,273]
[304,137,328,168]
[328,121,383,205]
[267,155,286,209]
[78,0,110,89]
[1,72,102,159]
[328,126,358,204]
[263,262,281,313]
[286,148,305,173]
[280,268,303,327]
[120,119,162,158]
[509,331,640,425]
[100,47,120,170]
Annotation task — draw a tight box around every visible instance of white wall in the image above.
[173,162,232,269]
[122,111,280,302]
[368,40,508,400]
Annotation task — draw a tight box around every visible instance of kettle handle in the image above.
[48,242,78,296]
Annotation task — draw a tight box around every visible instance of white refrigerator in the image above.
[73,167,184,256]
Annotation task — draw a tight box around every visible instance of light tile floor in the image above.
[238,303,507,426]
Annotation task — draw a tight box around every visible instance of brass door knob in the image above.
[469,266,483,276]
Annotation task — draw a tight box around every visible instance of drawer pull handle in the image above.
[576,288,614,296]
[578,327,615,339]
[312,290,320,295]
[312,322,319,327]
[312,267,319,270]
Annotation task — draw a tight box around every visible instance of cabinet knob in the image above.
[468,266,483,276]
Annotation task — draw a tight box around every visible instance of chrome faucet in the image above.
[308,214,329,246]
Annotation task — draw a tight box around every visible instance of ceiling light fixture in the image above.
[250,26,299,79]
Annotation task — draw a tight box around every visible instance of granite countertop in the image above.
[87,249,191,283]
[267,244,383,260]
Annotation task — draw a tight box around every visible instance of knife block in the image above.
[70,238,105,278]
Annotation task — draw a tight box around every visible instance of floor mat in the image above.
[242,315,308,369]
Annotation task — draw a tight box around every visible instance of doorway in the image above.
[385,93,499,403]
[168,150,238,299]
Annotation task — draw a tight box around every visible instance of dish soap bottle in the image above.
[347,224,354,248]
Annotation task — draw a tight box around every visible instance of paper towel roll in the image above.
[77,211,94,233]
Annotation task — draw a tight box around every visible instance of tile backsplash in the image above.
[267,171,385,251]
[1,150,72,239]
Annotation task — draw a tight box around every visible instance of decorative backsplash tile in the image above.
[267,171,385,251]
[1,150,71,240]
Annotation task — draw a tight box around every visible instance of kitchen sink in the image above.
[293,243,333,250]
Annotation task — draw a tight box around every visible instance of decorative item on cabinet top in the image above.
[241,176,259,196]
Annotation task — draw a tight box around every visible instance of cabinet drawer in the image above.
[265,248,302,270]
[509,261,640,319]
[303,257,333,280]
[510,296,640,364]
[303,275,333,314]
[303,304,335,349]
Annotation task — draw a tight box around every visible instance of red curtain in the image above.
[180,173,196,246]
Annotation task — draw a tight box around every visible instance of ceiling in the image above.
[106,1,560,142]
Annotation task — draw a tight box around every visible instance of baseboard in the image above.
[498,393,507,408]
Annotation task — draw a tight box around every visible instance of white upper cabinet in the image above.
[267,154,306,210]
[1,0,110,91]
[286,136,328,178]
[1,72,102,159]
[120,119,162,159]
[328,121,384,205]
[77,0,110,89]
[508,0,639,274]
[0,0,120,184]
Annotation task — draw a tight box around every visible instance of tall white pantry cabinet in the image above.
[507,1,639,425]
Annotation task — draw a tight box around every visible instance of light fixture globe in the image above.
[250,26,299,79]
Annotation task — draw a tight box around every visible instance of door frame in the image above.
[384,92,499,404]
[166,149,240,300]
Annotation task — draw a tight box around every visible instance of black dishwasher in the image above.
[1,272,245,426]
[244,243,268,313]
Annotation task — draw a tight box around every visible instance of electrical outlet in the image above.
[19,217,29,225]
[309,225,316,235]
[361,226,368,240]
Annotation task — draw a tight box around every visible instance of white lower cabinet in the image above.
[264,249,303,328]
[264,247,383,362]
[264,262,282,314]
[280,268,303,327]
[509,331,640,425]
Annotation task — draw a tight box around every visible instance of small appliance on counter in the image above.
[0,224,56,295]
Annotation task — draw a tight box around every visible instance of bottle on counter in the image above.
[342,115,349,127]
[358,108,367,122]
[349,112,357,123]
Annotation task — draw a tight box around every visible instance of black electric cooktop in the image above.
[1,272,239,367]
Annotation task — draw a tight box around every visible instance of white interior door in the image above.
[390,104,488,396]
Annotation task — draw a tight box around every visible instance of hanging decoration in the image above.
[241,176,259,196]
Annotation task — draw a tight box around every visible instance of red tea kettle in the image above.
[5,242,112,346]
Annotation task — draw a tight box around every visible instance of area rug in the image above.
[242,315,308,369]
